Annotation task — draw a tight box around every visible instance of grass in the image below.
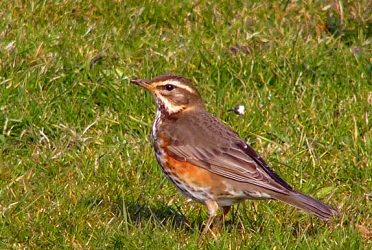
[0,0,371,248]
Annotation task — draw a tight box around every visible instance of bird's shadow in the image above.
[111,199,259,234]
[108,198,327,237]
[113,198,205,233]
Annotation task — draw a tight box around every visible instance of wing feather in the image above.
[167,143,292,194]
[162,111,293,194]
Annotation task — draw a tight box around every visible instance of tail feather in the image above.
[273,191,339,220]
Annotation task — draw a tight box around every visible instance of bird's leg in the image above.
[202,200,219,235]
[221,206,231,222]
[212,206,231,232]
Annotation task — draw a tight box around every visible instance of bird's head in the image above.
[131,74,205,115]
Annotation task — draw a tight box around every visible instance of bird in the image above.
[131,74,339,233]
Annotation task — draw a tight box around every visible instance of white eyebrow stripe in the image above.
[159,80,196,94]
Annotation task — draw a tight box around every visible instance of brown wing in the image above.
[162,110,293,195]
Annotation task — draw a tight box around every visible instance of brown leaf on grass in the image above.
[316,22,327,38]
[229,44,250,55]
[357,224,372,239]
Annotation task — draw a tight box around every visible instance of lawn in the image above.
[0,0,371,249]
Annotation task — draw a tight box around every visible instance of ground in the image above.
[0,0,371,249]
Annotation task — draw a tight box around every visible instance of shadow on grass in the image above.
[113,198,314,235]
[115,198,203,233]
[80,195,330,236]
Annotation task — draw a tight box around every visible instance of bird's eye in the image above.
[164,84,175,91]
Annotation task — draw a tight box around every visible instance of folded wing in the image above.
[164,112,294,195]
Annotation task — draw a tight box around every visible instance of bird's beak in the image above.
[130,78,153,91]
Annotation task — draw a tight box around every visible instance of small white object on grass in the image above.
[229,104,245,115]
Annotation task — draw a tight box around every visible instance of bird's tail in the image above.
[273,191,339,220]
